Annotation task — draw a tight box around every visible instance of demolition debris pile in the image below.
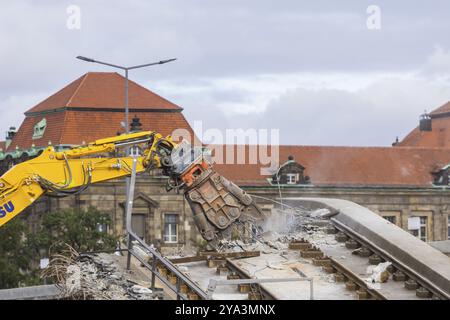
[42,246,155,300]
[261,207,334,235]
[214,207,337,254]
[260,207,335,245]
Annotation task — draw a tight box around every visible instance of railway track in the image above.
[287,238,386,300]
[327,222,439,299]
[145,197,450,300]
[213,198,450,300]
[158,224,447,300]
[285,197,450,300]
[224,258,277,300]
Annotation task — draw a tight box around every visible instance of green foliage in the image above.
[0,207,118,289]
[0,219,38,289]
[34,206,118,255]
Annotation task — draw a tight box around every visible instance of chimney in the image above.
[419,111,432,131]
[5,126,17,149]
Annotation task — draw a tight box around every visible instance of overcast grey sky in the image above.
[1,1,450,146]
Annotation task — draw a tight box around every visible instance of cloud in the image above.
[2,1,450,145]
[421,46,450,79]
[154,70,450,146]
[0,92,48,136]
[256,76,450,146]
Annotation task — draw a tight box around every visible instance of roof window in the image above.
[32,118,47,140]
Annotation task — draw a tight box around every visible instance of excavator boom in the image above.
[0,131,265,242]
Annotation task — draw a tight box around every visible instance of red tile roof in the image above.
[211,145,450,187]
[398,118,449,147]
[26,72,181,114]
[8,111,195,151]
[430,101,450,116]
[8,72,194,151]
[399,101,450,148]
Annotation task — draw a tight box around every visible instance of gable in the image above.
[119,192,159,208]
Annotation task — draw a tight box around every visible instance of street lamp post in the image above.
[76,56,176,133]
[76,56,176,269]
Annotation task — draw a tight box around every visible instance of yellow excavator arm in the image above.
[0,131,264,241]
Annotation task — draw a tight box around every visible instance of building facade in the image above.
[212,144,450,242]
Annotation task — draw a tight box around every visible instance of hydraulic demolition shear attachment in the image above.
[167,142,266,241]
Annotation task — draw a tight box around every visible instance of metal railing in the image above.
[124,154,208,300]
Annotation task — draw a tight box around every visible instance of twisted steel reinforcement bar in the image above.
[284,197,450,300]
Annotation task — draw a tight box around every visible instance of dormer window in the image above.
[32,118,47,140]
[419,111,432,132]
[433,166,450,186]
[286,173,297,184]
[271,155,310,185]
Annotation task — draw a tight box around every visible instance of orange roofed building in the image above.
[208,143,450,243]
[6,72,194,152]
[212,145,450,187]
[0,72,202,253]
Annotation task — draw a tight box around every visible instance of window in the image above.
[383,216,396,225]
[410,216,427,242]
[32,118,47,140]
[380,211,401,227]
[419,217,428,242]
[434,168,450,185]
[164,214,178,243]
[448,215,450,240]
[286,173,297,185]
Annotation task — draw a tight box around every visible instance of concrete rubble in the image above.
[365,262,391,284]
[42,248,159,300]
[38,205,339,300]
[38,204,438,300]
[171,205,437,300]
[168,209,359,299]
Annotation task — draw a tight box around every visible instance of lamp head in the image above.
[76,56,95,62]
